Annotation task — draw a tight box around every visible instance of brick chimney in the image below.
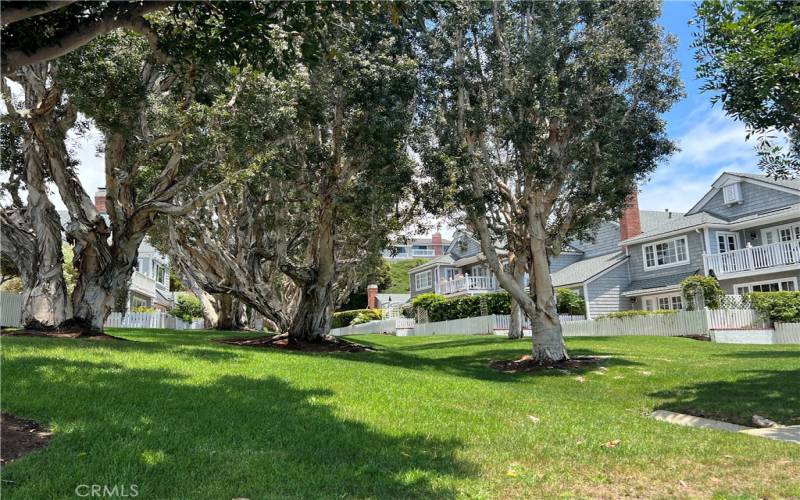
[367,284,379,309]
[619,189,642,241]
[432,232,443,256]
[94,187,107,214]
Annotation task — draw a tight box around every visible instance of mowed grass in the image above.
[1,331,799,499]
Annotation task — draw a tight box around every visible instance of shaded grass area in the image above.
[1,331,799,499]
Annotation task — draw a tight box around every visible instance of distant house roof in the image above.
[376,293,410,305]
[551,251,628,288]
[407,254,455,273]
[392,236,451,246]
[623,270,701,296]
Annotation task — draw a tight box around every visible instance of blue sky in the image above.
[640,1,762,213]
[64,2,762,221]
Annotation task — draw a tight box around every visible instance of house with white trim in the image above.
[407,172,799,318]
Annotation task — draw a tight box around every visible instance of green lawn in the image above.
[384,258,428,293]
[1,331,799,499]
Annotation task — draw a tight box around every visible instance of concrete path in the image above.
[650,410,800,444]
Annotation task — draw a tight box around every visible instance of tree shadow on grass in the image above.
[1,355,472,499]
[650,368,800,426]
[715,350,800,359]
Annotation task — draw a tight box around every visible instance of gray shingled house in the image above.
[407,172,800,318]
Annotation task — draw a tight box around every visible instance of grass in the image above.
[1,331,799,499]
[384,258,428,293]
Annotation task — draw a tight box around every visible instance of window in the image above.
[414,270,432,290]
[716,232,738,253]
[642,236,689,270]
[736,278,797,294]
[722,182,743,204]
[761,223,799,245]
[643,293,683,311]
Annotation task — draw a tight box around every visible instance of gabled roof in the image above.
[686,172,800,216]
[407,254,454,273]
[551,251,628,288]
[619,212,727,245]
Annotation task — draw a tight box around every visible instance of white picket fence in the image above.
[493,313,585,330]
[563,310,709,337]
[705,308,768,329]
[0,291,23,327]
[105,311,204,330]
[774,322,800,344]
[330,318,399,336]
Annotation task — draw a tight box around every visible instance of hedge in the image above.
[744,291,800,323]
[412,291,512,322]
[331,308,382,329]
[596,309,677,320]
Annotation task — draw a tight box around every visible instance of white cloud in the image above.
[639,106,762,213]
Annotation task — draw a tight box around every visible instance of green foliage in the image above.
[556,289,586,316]
[62,244,77,295]
[331,309,382,329]
[597,310,677,320]
[385,258,429,293]
[744,291,800,323]
[0,277,22,293]
[693,1,800,177]
[410,293,447,318]
[132,306,156,313]
[414,291,512,322]
[169,292,203,322]
[680,275,725,310]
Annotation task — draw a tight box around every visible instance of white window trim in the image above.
[414,270,433,291]
[641,236,690,271]
[716,231,740,252]
[735,277,798,294]
[761,222,800,245]
[641,293,684,311]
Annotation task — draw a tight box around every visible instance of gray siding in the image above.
[627,231,705,283]
[550,253,583,273]
[718,270,799,294]
[586,262,631,319]
[701,182,800,220]
[408,267,437,297]
[572,222,620,258]
[708,217,800,253]
[448,234,482,259]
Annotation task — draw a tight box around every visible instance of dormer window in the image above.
[722,182,743,205]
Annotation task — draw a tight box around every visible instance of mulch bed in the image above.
[489,355,606,373]
[216,334,375,353]
[0,329,125,341]
[1,413,53,466]
[680,334,711,342]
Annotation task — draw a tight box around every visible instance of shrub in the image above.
[132,306,156,313]
[350,310,382,325]
[556,288,585,315]
[681,275,725,310]
[332,308,382,328]
[410,293,446,317]
[597,309,677,320]
[169,292,203,322]
[419,291,513,322]
[744,291,800,323]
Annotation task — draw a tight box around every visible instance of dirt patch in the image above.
[1,413,53,466]
[489,355,606,373]
[216,334,375,353]
[679,335,711,342]
[0,329,125,341]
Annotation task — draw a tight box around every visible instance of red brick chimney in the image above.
[94,187,107,214]
[367,284,379,309]
[619,189,642,241]
[432,232,443,256]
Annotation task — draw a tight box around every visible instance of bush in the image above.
[169,292,203,322]
[744,291,800,323]
[416,291,513,322]
[681,275,724,310]
[597,309,677,320]
[350,310,382,326]
[132,306,156,313]
[556,288,585,315]
[410,293,447,317]
[332,308,382,329]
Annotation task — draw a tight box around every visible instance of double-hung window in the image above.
[643,236,689,270]
[414,270,432,290]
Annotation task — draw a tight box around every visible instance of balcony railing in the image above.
[411,249,436,257]
[130,270,157,295]
[439,274,497,295]
[703,240,800,276]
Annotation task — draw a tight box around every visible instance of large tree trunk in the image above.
[508,254,526,339]
[216,294,235,330]
[529,227,568,363]
[288,280,334,341]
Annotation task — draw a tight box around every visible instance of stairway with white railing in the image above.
[703,240,800,276]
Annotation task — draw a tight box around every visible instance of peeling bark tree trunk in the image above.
[508,255,526,340]
[287,193,336,342]
[216,294,235,330]
[528,215,568,362]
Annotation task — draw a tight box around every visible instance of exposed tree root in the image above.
[216,333,375,353]
[489,355,606,373]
